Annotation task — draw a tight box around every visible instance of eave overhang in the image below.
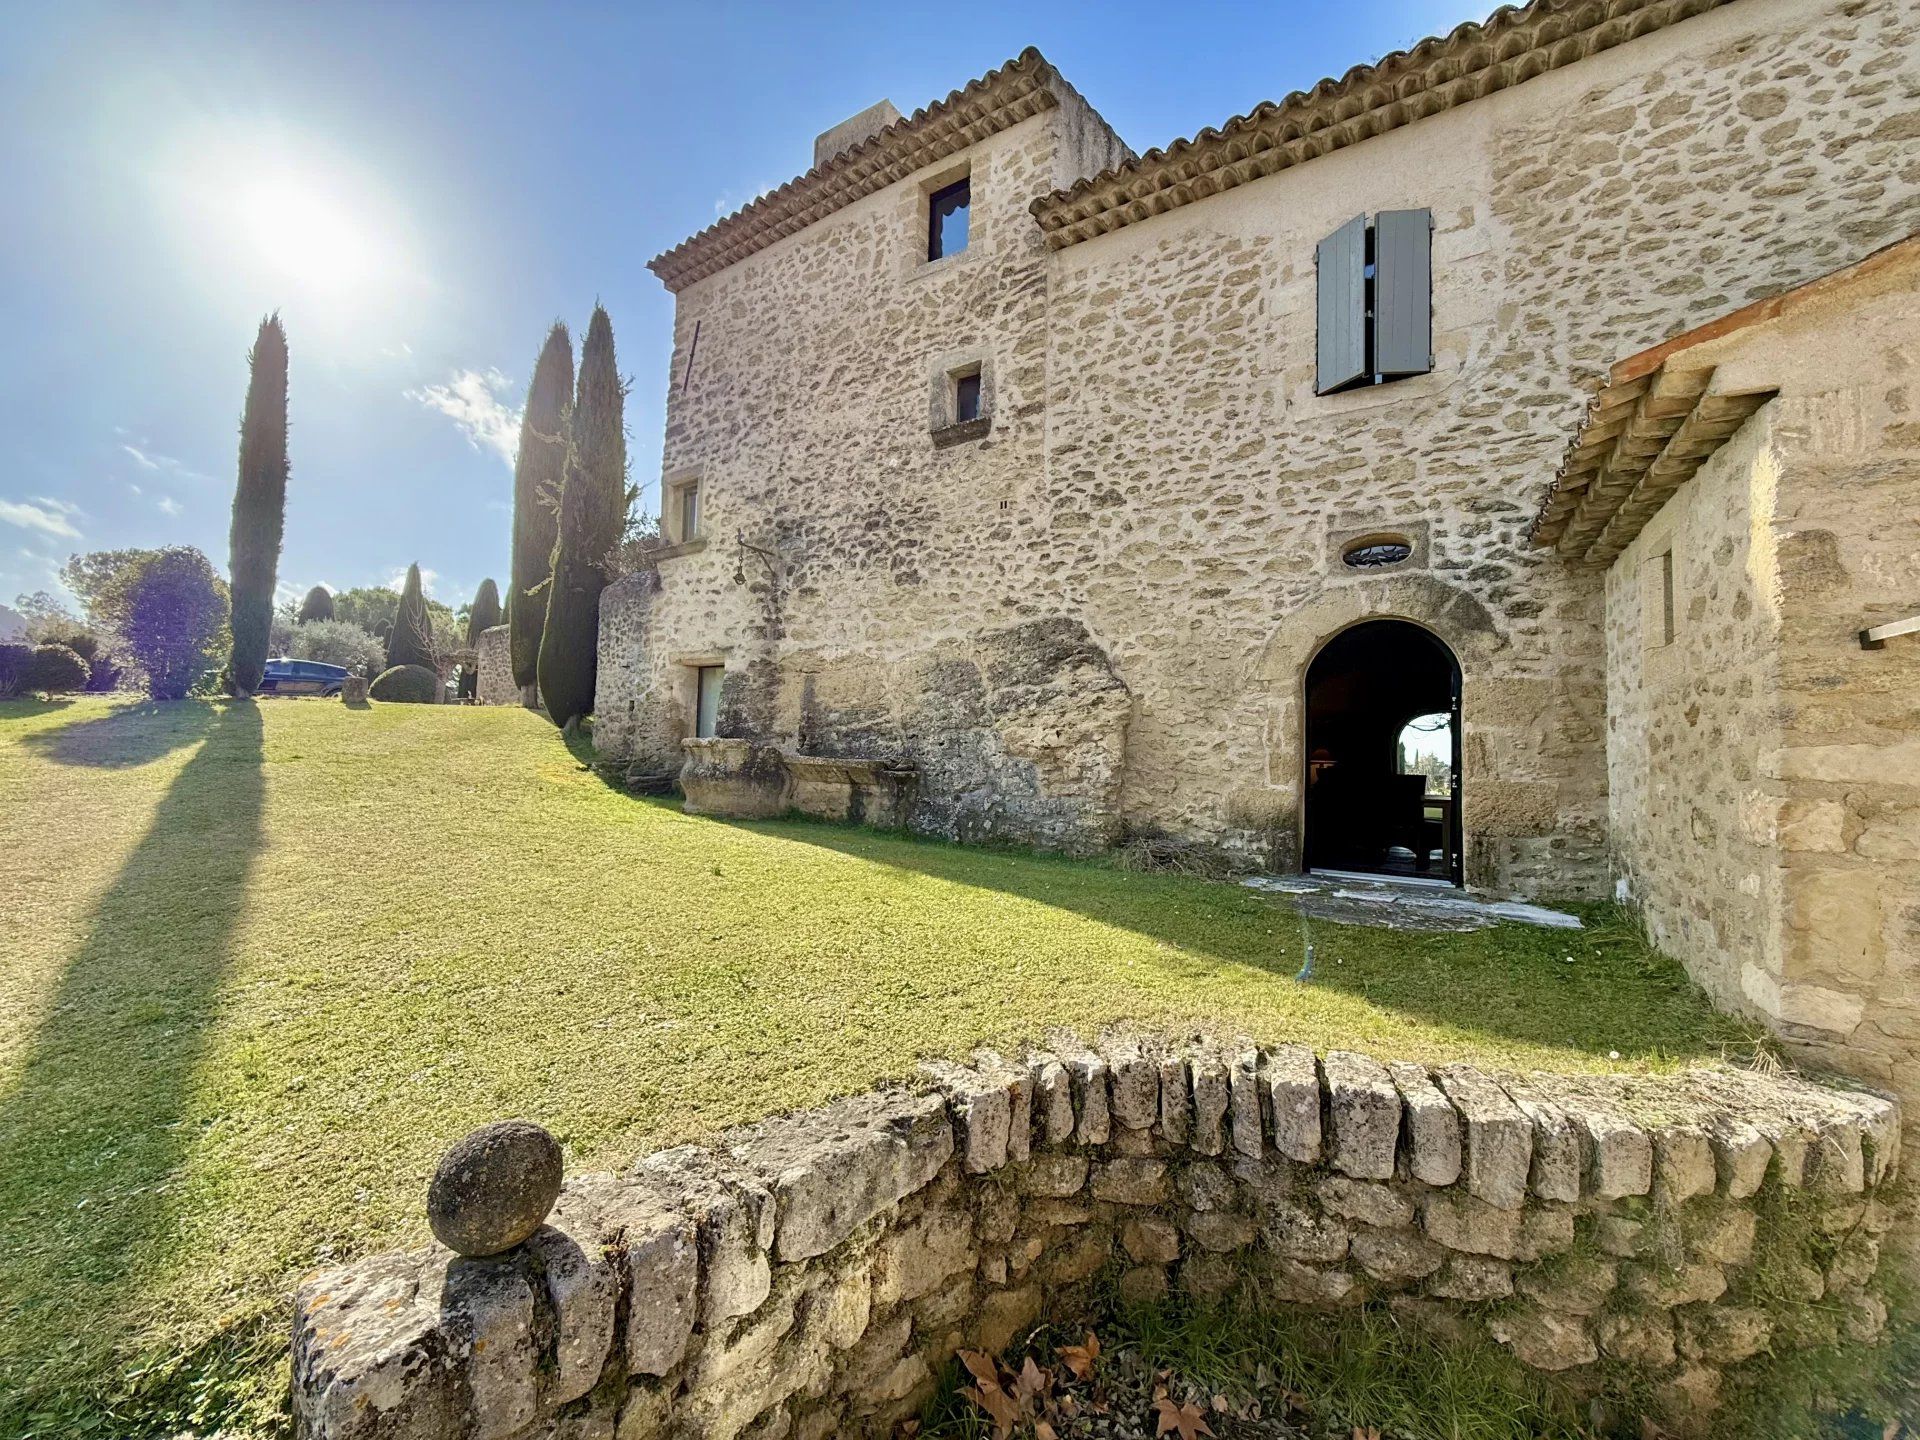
[1029,0,1732,251]
[1531,233,1920,562]
[650,48,1078,294]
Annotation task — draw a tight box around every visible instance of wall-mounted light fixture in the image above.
[732,529,778,587]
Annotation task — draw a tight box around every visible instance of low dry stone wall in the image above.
[291,1037,1901,1440]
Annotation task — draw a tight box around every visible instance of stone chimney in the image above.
[813,99,903,170]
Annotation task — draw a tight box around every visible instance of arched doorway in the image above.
[1304,619,1462,885]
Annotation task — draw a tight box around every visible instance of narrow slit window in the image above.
[678,479,701,542]
[954,370,981,423]
[1659,550,1676,645]
[927,178,970,262]
[694,665,723,738]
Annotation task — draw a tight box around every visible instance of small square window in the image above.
[927,177,969,262]
[954,370,981,423]
[694,665,723,738]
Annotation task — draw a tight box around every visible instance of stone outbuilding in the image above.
[489,0,1920,1107]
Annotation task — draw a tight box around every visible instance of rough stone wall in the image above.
[1607,258,1920,1127]
[475,626,517,707]
[292,1034,1901,1440]
[611,0,1919,890]
[1039,0,1920,891]
[594,103,1136,850]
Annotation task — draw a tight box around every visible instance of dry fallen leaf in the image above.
[1154,1395,1217,1440]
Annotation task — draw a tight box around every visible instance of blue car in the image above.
[260,657,350,697]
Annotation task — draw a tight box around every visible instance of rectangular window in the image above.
[666,476,702,544]
[1658,549,1676,645]
[954,370,981,423]
[694,665,723,738]
[927,177,970,262]
[1315,209,1432,394]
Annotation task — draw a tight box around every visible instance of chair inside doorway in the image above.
[1304,619,1462,886]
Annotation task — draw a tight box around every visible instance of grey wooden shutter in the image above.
[1373,208,1432,377]
[1315,214,1368,394]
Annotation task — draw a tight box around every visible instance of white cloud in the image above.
[156,496,183,517]
[120,442,211,483]
[713,178,784,218]
[0,498,83,541]
[380,341,414,360]
[407,367,521,469]
[386,566,441,597]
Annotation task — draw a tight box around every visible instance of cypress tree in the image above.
[510,323,573,689]
[228,314,290,695]
[297,584,333,622]
[538,306,626,727]
[385,563,436,670]
[465,578,502,646]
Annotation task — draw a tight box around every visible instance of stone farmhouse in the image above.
[481,0,1918,1110]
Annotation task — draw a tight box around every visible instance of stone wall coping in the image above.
[291,1034,1898,1440]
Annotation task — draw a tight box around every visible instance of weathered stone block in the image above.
[1314,1175,1413,1230]
[1428,1253,1513,1300]
[1104,1036,1159,1131]
[1190,1051,1230,1157]
[1324,1050,1400,1181]
[1677,1304,1771,1364]
[1488,1307,1596,1371]
[1435,1066,1529,1210]
[1597,1309,1676,1367]
[1063,1047,1112,1146]
[1184,1210,1258,1254]
[1516,1255,1616,1315]
[1123,1216,1182,1264]
[1091,1156,1168,1205]
[1265,1045,1323,1164]
[1016,1152,1089,1198]
[729,1091,953,1261]
[1505,1086,1582,1203]
[1706,1113,1771,1199]
[871,1209,975,1307]
[1567,1101,1652,1200]
[1350,1227,1446,1282]
[1261,1198,1351,1264]
[1157,1052,1191,1145]
[1031,1055,1076,1147]
[292,1251,463,1440]
[1421,1191,1523,1260]
[1653,1125,1716,1202]
[921,1062,1011,1174]
[524,1193,619,1403]
[1228,1044,1264,1159]
[1388,1062,1459,1186]
[443,1255,541,1440]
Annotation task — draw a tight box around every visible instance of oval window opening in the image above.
[1343,538,1412,569]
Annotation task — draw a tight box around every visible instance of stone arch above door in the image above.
[1253,573,1505,687]
[1239,574,1505,875]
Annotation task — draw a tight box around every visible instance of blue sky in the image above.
[0,0,1484,616]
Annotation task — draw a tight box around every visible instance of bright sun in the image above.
[238,177,378,295]
[153,124,409,324]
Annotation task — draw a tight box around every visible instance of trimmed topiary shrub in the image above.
[24,643,89,694]
[369,664,439,704]
[385,563,436,671]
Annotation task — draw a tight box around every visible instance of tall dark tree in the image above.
[465,579,502,646]
[228,314,290,696]
[385,563,436,670]
[297,584,334,623]
[538,306,626,727]
[510,323,573,690]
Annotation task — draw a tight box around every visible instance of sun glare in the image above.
[153,124,411,328]
[238,178,377,295]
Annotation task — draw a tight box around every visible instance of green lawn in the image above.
[0,696,1752,1437]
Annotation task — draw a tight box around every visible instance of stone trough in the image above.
[291,1036,1900,1440]
[678,738,917,827]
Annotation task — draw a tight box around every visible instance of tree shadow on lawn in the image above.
[0,702,264,1424]
[733,815,1749,1069]
[18,697,215,768]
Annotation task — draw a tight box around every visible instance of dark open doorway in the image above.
[1304,619,1462,886]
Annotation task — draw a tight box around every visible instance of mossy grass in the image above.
[1,697,1753,1435]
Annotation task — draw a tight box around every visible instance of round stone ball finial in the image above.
[427,1120,564,1257]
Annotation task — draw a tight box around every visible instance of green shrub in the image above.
[296,585,333,623]
[117,548,229,701]
[385,564,436,671]
[24,643,89,694]
[38,630,126,691]
[369,664,438,703]
[0,642,31,697]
